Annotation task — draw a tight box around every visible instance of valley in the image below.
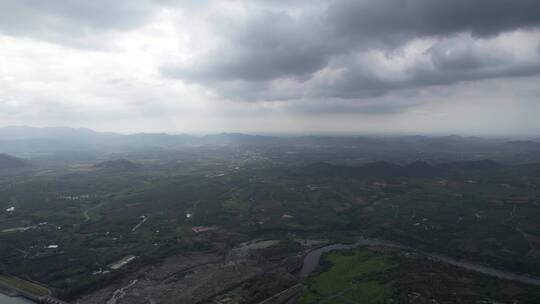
[1,130,540,303]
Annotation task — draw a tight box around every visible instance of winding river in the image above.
[0,294,33,304]
[299,237,540,287]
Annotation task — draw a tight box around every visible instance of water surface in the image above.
[299,237,540,287]
[0,294,34,304]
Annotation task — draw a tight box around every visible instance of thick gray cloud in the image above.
[0,0,159,47]
[162,10,333,82]
[2,0,540,135]
[326,0,540,43]
[315,36,540,99]
[163,0,540,102]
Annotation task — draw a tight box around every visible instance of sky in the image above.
[1,0,540,136]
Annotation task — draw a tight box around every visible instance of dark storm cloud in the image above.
[428,41,509,71]
[315,41,540,99]
[318,61,540,100]
[326,0,540,43]
[2,0,539,111]
[163,11,333,82]
[163,0,540,102]
[0,0,158,47]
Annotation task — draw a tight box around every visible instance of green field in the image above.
[297,249,392,303]
[0,275,50,296]
[296,246,540,304]
[223,198,251,212]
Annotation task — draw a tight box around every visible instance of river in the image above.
[0,294,34,304]
[299,237,540,287]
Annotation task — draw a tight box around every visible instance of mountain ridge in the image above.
[0,153,27,169]
[0,126,538,164]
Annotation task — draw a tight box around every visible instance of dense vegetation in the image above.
[298,248,540,303]
[1,130,540,302]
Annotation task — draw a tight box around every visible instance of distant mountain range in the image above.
[0,126,539,163]
[0,126,269,151]
[0,126,516,148]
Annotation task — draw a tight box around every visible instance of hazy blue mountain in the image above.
[0,153,27,169]
[0,126,538,164]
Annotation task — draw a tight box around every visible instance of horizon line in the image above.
[0,125,536,140]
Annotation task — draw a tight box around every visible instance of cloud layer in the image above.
[0,0,539,135]
[163,0,540,102]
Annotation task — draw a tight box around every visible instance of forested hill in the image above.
[0,153,27,169]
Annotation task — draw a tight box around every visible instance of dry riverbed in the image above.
[75,242,298,304]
